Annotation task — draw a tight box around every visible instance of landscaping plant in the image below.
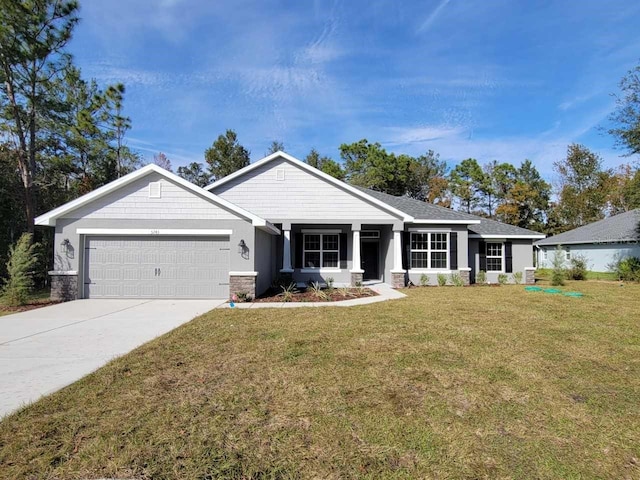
[475,270,487,284]
[420,273,430,286]
[609,256,640,282]
[450,273,464,286]
[567,254,589,280]
[437,273,448,286]
[1,233,39,307]
[512,271,523,284]
[551,245,566,286]
[497,273,508,285]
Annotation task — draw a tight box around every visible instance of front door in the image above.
[361,241,379,280]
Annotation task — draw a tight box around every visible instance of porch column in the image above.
[350,227,364,286]
[391,229,406,288]
[281,227,293,273]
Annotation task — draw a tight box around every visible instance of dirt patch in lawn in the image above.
[0,299,60,316]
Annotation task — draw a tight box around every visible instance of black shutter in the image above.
[340,233,347,269]
[295,233,303,268]
[402,231,411,270]
[505,241,513,273]
[479,240,486,271]
[450,232,458,270]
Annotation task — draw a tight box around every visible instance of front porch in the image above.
[275,222,406,288]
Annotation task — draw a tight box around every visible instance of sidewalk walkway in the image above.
[217,283,406,309]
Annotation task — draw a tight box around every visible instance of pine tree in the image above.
[1,233,39,306]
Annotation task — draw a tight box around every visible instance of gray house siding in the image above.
[212,158,401,222]
[470,238,533,284]
[536,243,640,271]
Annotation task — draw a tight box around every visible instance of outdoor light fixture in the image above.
[237,239,246,254]
[60,238,70,252]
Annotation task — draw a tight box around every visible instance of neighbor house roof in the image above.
[34,164,280,234]
[535,209,640,246]
[355,186,545,238]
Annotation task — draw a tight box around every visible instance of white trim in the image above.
[301,229,342,234]
[205,151,413,222]
[409,231,450,270]
[470,234,546,239]
[48,270,78,276]
[459,267,472,271]
[408,227,452,232]
[409,269,452,274]
[412,219,481,225]
[303,232,340,270]
[229,271,258,276]
[524,267,536,271]
[34,164,279,234]
[485,241,505,273]
[76,228,232,236]
[279,268,294,273]
[349,268,365,274]
[390,269,406,274]
[300,268,342,274]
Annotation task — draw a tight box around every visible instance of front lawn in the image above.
[1,282,639,479]
[0,289,56,317]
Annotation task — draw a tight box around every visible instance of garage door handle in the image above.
[158,268,161,276]
[154,268,158,276]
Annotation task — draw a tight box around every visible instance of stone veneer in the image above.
[391,272,406,288]
[350,271,363,287]
[524,268,536,285]
[459,268,471,286]
[50,272,78,302]
[229,274,256,300]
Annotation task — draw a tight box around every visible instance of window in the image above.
[303,233,339,269]
[542,249,548,261]
[410,232,448,269]
[486,242,503,271]
[565,247,571,261]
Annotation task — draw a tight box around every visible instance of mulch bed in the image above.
[0,300,61,315]
[250,287,378,303]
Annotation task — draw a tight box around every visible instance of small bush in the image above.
[497,273,508,285]
[420,273,430,286]
[280,283,297,302]
[475,270,486,284]
[551,246,566,286]
[235,292,252,303]
[309,281,328,300]
[609,256,640,282]
[450,273,464,287]
[1,233,39,307]
[437,273,448,286]
[567,254,589,280]
[512,272,523,284]
[326,277,334,290]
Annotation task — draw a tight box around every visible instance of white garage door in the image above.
[84,236,230,298]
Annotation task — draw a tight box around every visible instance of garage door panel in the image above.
[85,236,230,299]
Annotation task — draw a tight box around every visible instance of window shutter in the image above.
[505,241,513,273]
[340,233,347,269]
[479,240,486,271]
[295,233,303,268]
[450,232,458,270]
[402,231,411,270]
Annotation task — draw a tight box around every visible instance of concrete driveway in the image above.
[0,298,225,418]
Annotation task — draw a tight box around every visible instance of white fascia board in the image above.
[258,223,281,235]
[34,164,271,229]
[206,151,413,222]
[469,234,547,239]
[412,219,481,225]
[76,228,233,236]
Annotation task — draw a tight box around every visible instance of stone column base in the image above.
[524,268,536,285]
[459,268,471,285]
[391,272,406,288]
[229,273,257,300]
[350,271,363,287]
[49,271,78,302]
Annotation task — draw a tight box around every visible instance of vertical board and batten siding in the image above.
[212,158,401,221]
[68,172,239,220]
[84,236,230,298]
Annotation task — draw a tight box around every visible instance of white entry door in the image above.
[84,236,230,298]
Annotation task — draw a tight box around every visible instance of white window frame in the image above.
[485,242,504,272]
[409,232,449,270]
[302,232,340,271]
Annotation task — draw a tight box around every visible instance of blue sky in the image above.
[69,0,640,177]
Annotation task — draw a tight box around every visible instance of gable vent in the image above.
[276,168,285,181]
[149,182,162,198]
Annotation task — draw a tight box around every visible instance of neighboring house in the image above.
[35,151,545,301]
[535,209,640,271]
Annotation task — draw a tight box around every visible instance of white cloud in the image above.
[416,0,450,33]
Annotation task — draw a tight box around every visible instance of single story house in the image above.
[535,209,640,271]
[35,151,545,301]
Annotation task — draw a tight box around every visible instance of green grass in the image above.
[0,289,52,317]
[536,268,621,282]
[1,282,639,479]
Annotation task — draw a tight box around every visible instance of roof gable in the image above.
[35,164,277,233]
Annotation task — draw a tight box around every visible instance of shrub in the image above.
[450,273,464,286]
[551,245,566,286]
[512,271,523,284]
[437,273,448,286]
[420,273,430,286]
[475,270,487,284]
[326,277,334,290]
[235,292,252,303]
[609,256,640,282]
[309,281,328,300]
[280,282,297,302]
[1,233,39,307]
[567,254,589,280]
[497,273,508,285]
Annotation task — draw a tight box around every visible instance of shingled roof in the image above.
[354,186,545,238]
[535,209,640,246]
